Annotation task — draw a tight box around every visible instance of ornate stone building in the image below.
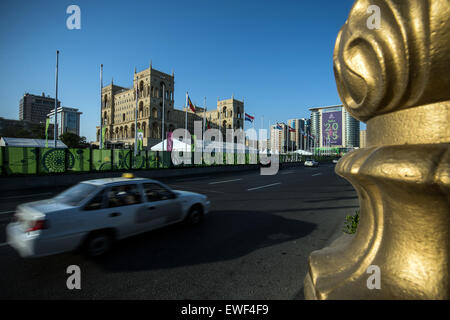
[96,64,244,148]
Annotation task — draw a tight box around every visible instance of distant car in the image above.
[7,174,210,258]
[304,159,319,167]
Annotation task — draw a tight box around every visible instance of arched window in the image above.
[152,108,158,118]
[139,101,144,118]
[142,122,146,137]
[139,81,144,97]
[159,82,165,99]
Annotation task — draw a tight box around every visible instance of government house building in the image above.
[97,64,244,149]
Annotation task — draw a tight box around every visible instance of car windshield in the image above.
[54,183,99,206]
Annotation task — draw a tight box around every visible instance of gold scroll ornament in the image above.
[304,0,450,299]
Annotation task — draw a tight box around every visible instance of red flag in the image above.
[188,96,196,112]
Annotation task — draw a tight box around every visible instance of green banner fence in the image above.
[0,146,305,176]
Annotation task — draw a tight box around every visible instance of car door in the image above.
[135,182,183,232]
[81,187,126,234]
[101,183,148,238]
[80,183,146,239]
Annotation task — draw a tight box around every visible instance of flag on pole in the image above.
[288,125,295,132]
[276,123,283,130]
[137,129,144,151]
[45,118,50,148]
[101,127,106,149]
[245,113,255,123]
[205,117,211,130]
[187,95,196,112]
[167,132,173,151]
[134,83,139,156]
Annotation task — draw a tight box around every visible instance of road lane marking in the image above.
[0,211,15,215]
[208,178,242,185]
[0,192,53,200]
[168,185,225,194]
[281,171,294,175]
[312,173,323,176]
[247,182,281,191]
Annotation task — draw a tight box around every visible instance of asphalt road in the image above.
[0,163,359,299]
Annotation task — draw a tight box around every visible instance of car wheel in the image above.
[84,231,113,257]
[186,205,204,225]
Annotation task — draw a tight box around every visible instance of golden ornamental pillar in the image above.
[304,0,450,299]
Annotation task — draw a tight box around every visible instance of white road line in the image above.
[0,211,15,215]
[208,178,242,185]
[168,185,225,194]
[312,173,323,176]
[0,192,53,200]
[281,171,294,175]
[247,182,281,191]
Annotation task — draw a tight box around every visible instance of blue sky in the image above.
[0,0,357,141]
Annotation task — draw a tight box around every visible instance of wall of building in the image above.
[97,66,244,149]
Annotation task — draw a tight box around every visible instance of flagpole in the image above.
[100,64,103,149]
[54,50,59,148]
[185,92,188,154]
[162,82,165,152]
[203,97,206,153]
[134,74,138,156]
[218,99,221,141]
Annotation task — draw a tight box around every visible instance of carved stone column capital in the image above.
[305,0,450,299]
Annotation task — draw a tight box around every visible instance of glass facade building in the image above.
[47,107,82,137]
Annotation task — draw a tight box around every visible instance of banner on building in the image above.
[322,109,342,146]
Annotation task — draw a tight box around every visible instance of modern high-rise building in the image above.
[287,118,311,150]
[47,107,82,136]
[97,64,244,148]
[309,105,360,148]
[270,123,292,153]
[19,93,60,124]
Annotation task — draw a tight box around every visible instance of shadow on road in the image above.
[91,210,317,273]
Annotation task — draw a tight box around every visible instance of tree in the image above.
[59,132,89,148]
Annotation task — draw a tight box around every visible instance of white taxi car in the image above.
[7,174,210,257]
